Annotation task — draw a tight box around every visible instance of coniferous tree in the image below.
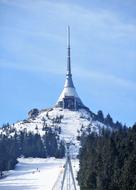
[97,110,104,123]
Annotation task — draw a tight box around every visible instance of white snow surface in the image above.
[0,157,80,190]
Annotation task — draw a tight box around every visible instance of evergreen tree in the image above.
[97,110,104,123]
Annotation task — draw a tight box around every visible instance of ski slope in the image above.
[0,158,80,190]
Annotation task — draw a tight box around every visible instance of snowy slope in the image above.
[0,158,80,190]
[3,107,105,140]
[0,107,106,157]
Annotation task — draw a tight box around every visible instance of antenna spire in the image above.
[67,26,71,76]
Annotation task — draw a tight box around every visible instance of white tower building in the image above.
[56,27,87,111]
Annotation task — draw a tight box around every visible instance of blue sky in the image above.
[0,0,136,126]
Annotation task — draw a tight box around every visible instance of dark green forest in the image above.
[78,124,136,190]
[0,127,65,176]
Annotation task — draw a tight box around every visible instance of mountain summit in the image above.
[0,28,111,145]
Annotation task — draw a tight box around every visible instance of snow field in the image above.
[0,158,79,190]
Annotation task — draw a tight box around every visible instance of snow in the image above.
[0,108,105,140]
[2,108,81,138]
[0,107,106,163]
[0,158,79,190]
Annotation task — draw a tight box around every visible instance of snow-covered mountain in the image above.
[1,107,106,141]
[0,107,108,157]
[0,107,107,190]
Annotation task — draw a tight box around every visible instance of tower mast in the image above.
[67,26,71,77]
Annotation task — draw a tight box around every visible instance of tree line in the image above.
[94,110,125,129]
[0,127,65,175]
[78,124,136,190]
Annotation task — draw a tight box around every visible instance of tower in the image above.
[56,27,86,110]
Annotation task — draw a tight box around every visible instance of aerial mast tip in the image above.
[67,26,70,48]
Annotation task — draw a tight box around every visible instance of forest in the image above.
[0,127,65,176]
[78,124,136,190]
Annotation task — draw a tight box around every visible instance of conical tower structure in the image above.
[56,27,86,110]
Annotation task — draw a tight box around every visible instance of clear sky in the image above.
[0,0,136,126]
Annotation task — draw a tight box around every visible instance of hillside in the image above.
[1,107,106,139]
[0,108,107,157]
[0,107,114,189]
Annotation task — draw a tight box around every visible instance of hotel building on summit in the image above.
[55,27,88,111]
